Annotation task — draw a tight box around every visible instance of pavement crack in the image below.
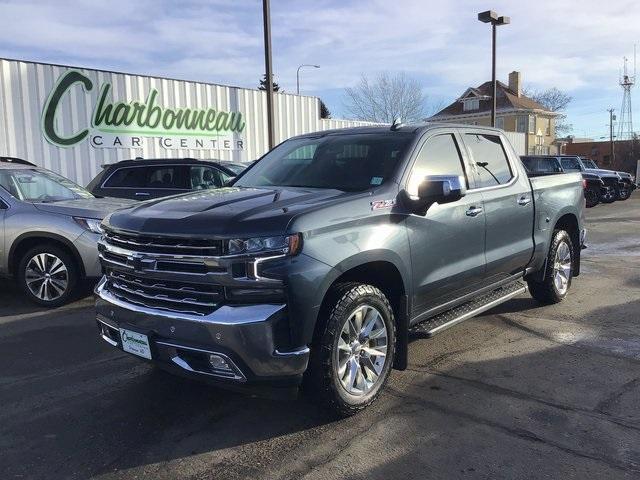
[385,386,640,473]
[405,367,640,432]
[495,315,640,366]
[595,378,640,414]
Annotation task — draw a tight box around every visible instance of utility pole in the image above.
[608,108,616,166]
[262,0,275,150]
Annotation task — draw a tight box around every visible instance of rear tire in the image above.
[584,187,600,208]
[17,244,79,307]
[307,283,396,417]
[527,230,574,305]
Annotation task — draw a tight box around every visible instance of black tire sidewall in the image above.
[546,231,574,301]
[310,283,396,416]
[330,291,395,407]
[17,244,79,307]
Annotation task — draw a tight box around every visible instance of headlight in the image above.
[227,234,301,256]
[73,217,104,234]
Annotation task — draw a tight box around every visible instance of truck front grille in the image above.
[104,269,222,316]
[103,228,224,257]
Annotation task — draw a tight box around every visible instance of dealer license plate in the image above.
[119,328,152,359]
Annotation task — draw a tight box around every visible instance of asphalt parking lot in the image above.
[1,197,639,480]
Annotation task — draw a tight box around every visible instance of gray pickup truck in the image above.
[95,124,585,415]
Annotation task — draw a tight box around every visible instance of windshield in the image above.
[235,133,413,191]
[0,169,94,202]
[581,159,598,169]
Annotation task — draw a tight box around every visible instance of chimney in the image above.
[508,71,521,97]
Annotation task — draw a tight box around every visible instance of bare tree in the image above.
[523,87,573,135]
[343,72,425,123]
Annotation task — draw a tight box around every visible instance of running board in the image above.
[410,281,528,337]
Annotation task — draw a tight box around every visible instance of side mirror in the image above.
[416,175,466,208]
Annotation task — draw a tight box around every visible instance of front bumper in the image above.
[95,278,310,387]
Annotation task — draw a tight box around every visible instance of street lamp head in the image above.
[478,10,509,25]
[312,64,320,68]
[478,10,498,23]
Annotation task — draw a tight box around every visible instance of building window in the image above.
[545,118,551,135]
[516,116,527,133]
[463,98,480,111]
[528,115,535,134]
[496,117,504,130]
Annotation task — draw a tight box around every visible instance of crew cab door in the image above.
[461,131,535,282]
[404,130,487,317]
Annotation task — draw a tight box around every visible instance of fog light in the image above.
[209,354,231,371]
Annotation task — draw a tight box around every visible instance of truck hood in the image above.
[585,168,619,178]
[33,197,134,219]
[104,186,360,237]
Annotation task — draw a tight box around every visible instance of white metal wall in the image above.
[503,131,526,156]
[0,59,374,186]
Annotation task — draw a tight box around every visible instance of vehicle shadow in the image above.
[0,277,95,317]
[3,296,640,480]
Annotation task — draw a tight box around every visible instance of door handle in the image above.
[465,206,483,217]
[135,192,150,197]
[517,195,531,206]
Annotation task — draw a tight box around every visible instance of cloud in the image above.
[0,0,637,135]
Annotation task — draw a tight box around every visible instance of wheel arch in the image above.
[310,251,410,371]
[9,232,85,278]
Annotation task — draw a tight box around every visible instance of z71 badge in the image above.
[371,199,396,210]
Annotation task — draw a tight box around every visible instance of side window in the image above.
[465,134,513,188]
[190,166,232,190]
[407,134,467,197]
[560,158,581,171]
[103,167,149,188]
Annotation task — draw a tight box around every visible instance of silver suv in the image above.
[0,157,132,306]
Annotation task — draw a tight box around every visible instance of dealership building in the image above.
[0,58,372,186]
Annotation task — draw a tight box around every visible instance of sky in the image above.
[0,0,638,139]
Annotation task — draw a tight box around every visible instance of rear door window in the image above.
[190,166,232,190]
[104,166,189,189]
[103,167,149,188]
[561,157,582,171]
[464,134,513,187]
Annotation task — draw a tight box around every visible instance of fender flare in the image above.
[8,231,85,277]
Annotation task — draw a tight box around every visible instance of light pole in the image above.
[262,0,275,150]
[478,10,510,127]
[296,64,320,95]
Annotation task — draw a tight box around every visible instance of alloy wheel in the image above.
[334,304,388,396]
[25,253,69,301]
[553,242,572,295]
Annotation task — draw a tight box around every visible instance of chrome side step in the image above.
[410,281,528,337]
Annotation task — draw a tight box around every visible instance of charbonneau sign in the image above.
[41,70,246,150]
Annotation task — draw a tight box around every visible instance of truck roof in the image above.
[289,122,505,140]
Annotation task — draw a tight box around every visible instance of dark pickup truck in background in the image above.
[95,124,585,416]
[520,155,612,207]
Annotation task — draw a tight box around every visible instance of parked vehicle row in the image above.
[0,156,252,305]
[520,155,636,208]
[93,124,586,415]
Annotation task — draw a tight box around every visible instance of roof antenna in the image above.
[390,117,403,131]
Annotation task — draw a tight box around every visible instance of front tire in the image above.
[617,185,631,200]
[527,230,574,305]
[17,244,79,307]
[307,283,396,417]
